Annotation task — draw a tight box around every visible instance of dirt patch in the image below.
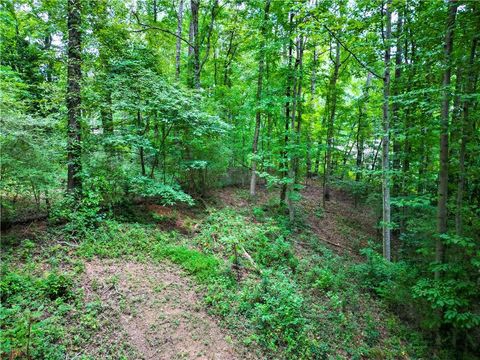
[1,220,47,242]
[300,185,378,254]
[146,204,199,235]
[213,183,378,256]
[82,259,247,360]
[213,186,273,209]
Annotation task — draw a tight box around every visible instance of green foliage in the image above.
[239,269,311,357]
[2,0,480,356]
[411,233,480,331]
[413,278,480,330]
[255,236,298,270]
[128,176,194,206]
[154,245,219,281]
[0,268,74,359]
[194,209,296,270]
[354,247,416,308]
[198,208,424,359]
[78,220,160,259]
[50,191,104,240]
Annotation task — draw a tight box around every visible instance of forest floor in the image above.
[81,259,246,360]
[1,183,422,359]
[215,183,378,254]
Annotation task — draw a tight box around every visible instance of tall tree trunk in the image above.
[175,0,184,81]
[249,0,271,197]
[67,0,82,194]
[456,35,477,236]
[137,110,146,176]
[311,48,318,95]
[293,36,304,184]
[287,41,299,222]
[153,0,158,22]
[322,40,341,207]
[356,73,372,182]
[306,48,318,181]
[280,20,293,203]
[382,0,392,261]
[305,134,311,181]
[436,0,458,279]
[287,36,304,221]
[223,30,235,87]
[188,14,194,58]
[392,13,403,198]
[190,0,200,88]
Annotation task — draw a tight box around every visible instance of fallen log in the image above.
[1,214,48,231]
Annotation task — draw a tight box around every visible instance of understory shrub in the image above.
[0,268,74,359]
[239,269,313,358]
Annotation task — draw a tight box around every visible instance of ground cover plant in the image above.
[1,0,480,358]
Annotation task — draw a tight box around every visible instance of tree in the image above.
[2,0,480,355]
[189,0,200,88]
[175,0,185,81]
[456,18,478,236]
[435,0,457,279]
[249,0,271,197]
[66,0,82,194]
[322,39,341,207]
[382,0,392,261]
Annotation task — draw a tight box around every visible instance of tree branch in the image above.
[324,25,384,80]
[131,11,194,48]
[310,13,383,80]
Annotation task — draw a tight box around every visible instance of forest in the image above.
[1,0,479,358]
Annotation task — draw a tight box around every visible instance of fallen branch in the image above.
[1,214,48,230]
[295,238,346,250]
[240,245,261,273]
[57,241,80,248]
[320,238,345,249]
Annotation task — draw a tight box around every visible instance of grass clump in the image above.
[153,245,219,281]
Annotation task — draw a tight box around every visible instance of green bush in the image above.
[128,176,194,206]
[255,236,298,270]
[354,247,414,300]
[239,269,312,358]
[49,190,104,240]
[0,269,74,359]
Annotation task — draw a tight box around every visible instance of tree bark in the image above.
[456,35,477,236]
[293,36,304,184]
[137,110,146,176]
[287,35,304,221]
[190,0,200,88]
[67,0,82,194]
[280,18,294,203]
[175,0,184,81]
[287,42,298,222]
[436,0,457,279]
[382,0,392,261]
[392,12,403,198]
[306,48,318,180]
[355,73,372,182]
[223,30,236,87]
[249,0,271,197]
[199,0,219,73]
[322,40,341,207]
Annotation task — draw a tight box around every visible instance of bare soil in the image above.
[300,185,378,253]
[81,259,248,360]
[214,183,378,255]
